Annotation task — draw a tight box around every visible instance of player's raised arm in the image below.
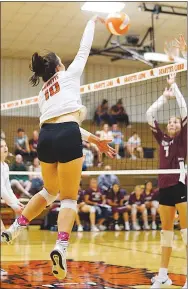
[168,73,187,123]
[146,92,167,128]
[67,16,104,76]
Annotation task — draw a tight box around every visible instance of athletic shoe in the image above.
[125,222,130,231]
[143,224,150,230]
[1,269,8,276]
[182,278,187,289]
[77,225,84,232]
[152,222,157,230]
[91,225,99,232]
[98,225,107,231]
[115,224,121,231]
[1,219,26,244]
[50,240,67,280]
[132,224,141,231]
[151,275,172,288]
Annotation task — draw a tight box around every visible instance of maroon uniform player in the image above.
[146,73,187,289]
[107,183,131,231]
[84,178,110,231]
[143,181,159,230]
[75,185,99,232]
[129,185,150,231]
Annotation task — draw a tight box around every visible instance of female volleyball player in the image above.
[1,138,24,276]
[2,15,115,280]
[146,74,187,289]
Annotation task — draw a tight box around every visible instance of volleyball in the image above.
[105,12,130,36]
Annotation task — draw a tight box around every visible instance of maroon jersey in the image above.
[84,188,104,204]
[107,189,126,206]
[142,190,155,202]
[129,192,144,206]
[77,190,85,204]
[151,119,187,188]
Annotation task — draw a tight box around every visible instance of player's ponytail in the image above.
[29,52,60,86]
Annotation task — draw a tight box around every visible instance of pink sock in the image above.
[58,232,69,241]
[17,215,29,226]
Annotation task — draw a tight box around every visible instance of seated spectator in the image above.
[83,140,102,167]
[111,124,124,159]
[142,181,159,230]
[14,128,30,161]
[107,183,131,231]
[129,185,150,231]
[28,157,44,196]
[126,132,143,160]
[98,165,119,192]
[110,99,130,127]
[75,185,99,232]
[10,154,32,199]
[29,130,39,160]
[94,99,113,126]
[82,143,94,170]
[84,178,111,231]
[99,123,113,141]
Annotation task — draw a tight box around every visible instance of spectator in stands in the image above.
[29,130,39,160]
[98,165,119,192]
[28,157,44,196]
[99,123,113,141]
[10,154,32,199]
[83,140,102,167]
[14,128,30,161]
[111,124,124,159]
[110,99,130,127]
[107,183,131,231]
[143,181,159,230]
[126,132,144,160]
[84,178,111,231]
[82,143,94,170]
[1,130,6,140]
[94,99,112,126]
[75,185,99,232]
[129,185,150,230]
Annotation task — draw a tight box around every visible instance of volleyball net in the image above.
[1,61,187,192]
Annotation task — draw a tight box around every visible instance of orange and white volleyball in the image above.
[106,12,130,36]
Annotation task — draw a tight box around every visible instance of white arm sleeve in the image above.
[1,174,19,208]
[80,127,91,141]
[172,83,187,121]
[146,95,167,127]
[67,20,95,76]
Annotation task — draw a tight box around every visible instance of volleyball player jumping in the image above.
[1,16,115,280]
[1,138,24,276]
[146,73,187,289]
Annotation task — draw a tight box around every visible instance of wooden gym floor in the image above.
[1,228,186,289]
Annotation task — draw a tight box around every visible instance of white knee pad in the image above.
[60,199,77,212]
[131,204,137,215]
[89,206,96,213]
[143,208,148,216]
[160,230,174,247]
[152,201,159,209]
[151,207,157,216]
[39,188,57,206]
[181,229,187,246]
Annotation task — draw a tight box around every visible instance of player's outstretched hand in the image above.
[173,34,187,53]
[163,87,175,100]
[96,139,116,158]
[92,15,105,24]
[167,72,176,86]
